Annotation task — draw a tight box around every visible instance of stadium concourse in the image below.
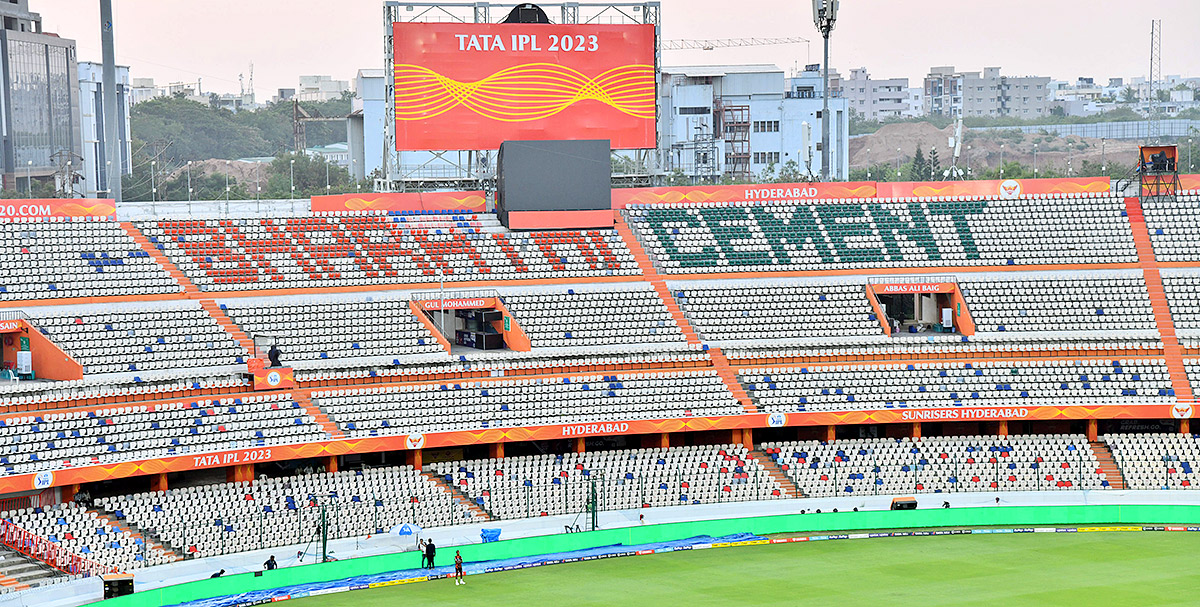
[2,177,1200,605]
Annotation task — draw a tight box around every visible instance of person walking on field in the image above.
[454,550,465,586]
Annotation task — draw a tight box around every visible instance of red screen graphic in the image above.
[392,22,656,150]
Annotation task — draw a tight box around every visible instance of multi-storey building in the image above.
[925,66,1051,118]
[842,68,913,120]
[0,0,81,190]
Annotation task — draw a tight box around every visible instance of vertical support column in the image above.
[61,484,79,504]
[741,427,754,451]
[489,443,505,459]
[823,425,836,442]
[1087,419,1099,442]
[405,449,423,472]
[911,422,922,439]
[997,420,1009,437]
[325,456,339,474]
[573,437,586,453]
[149,473,168,493]
[226,464,255,484]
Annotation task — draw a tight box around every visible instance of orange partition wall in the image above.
[490,298,531,352]
[407,301,453,355]
[863,286,892,336]
[0,320,82,381]
[866,283,975,336]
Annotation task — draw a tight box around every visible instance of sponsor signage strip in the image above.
[0,199,116,219]
[1,404,1179,492]
[310,191,486,214]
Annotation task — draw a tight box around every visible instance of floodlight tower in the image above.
[812,0,839,181]
[100,0,121,202]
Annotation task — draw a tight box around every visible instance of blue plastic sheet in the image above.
[171,533,764,607]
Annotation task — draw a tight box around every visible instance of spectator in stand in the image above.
[264,556,277,571]
[210,569,225,578]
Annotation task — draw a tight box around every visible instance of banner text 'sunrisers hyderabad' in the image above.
[392,23,655,150]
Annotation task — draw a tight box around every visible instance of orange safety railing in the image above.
[0,519,115,577]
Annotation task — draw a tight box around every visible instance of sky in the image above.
[35,0,1200,99]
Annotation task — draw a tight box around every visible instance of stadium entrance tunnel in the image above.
[408,292,531,355]
[866,279,975,337]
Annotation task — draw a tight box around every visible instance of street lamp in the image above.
[812,0,839,181]
[225,160,231,201]
[1101,138,1106,172]
[325,161,330,193]
[866,147,871,179]
[896,147,901,178]
[1190,138,1194,173]
[26,160,32,198]
[966,145,971,179]
[67,160,73,197]
[1000,144,1005,177]
[1033,143,1038,176]
[187,161,193,201]
[105,160,111,198]
[289,158,295,199]
[151,160,157,201]
[255,162,261,200]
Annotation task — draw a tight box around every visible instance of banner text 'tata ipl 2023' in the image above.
[392,23,656,150]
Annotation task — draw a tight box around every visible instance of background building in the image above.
[843,68,913,120]
[347,68,385,182]
[297,75,349,101]
[78,61,131,198]
[925,66,1051,118]
[0,0,81,190]
[658,63,850,181]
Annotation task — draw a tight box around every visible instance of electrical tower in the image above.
[1148,19,1161,143]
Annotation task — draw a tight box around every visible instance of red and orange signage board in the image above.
[871,283,957,295]
[252,367,295,391]
[877,177,1110,199]
[415,297,497,311]
[1,403,1183,493]
[611,182,878,208]
[310,191,486,214]
[392,22,656,150]
[0,199,116,219]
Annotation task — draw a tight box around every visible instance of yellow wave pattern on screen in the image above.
[394,62,656,122]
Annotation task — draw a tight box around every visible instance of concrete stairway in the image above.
[0,545,63,592]
[296,391,345,440]
[120,222,200,294]
[1090,441,1127,490]
[199,299,259,366]
[751,450,804,498]
[423,473,494,521]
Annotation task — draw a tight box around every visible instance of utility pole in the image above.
[812,0,839,181]
[100,0,122,202]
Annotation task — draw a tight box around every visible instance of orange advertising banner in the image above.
[252,367,295,391]
[0,403,1180,493]
[310,191,486,214]
[876,177,1110,199]
[392,22,656,150]
[611,182,879,208]
[0,199,116,219]
[415,297,497,311]
[1179,174,1200,191]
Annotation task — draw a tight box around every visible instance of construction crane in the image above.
[662,37,809,51]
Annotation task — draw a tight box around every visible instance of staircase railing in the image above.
[0,519,115,577]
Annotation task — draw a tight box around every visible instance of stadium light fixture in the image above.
[812,0,839,181]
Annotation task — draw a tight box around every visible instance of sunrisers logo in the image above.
[999,179,1022,199]
[1172,403,1193,420]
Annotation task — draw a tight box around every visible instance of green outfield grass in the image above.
[286,531,1200,606]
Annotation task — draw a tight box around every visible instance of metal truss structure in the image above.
[381,2,661,192]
